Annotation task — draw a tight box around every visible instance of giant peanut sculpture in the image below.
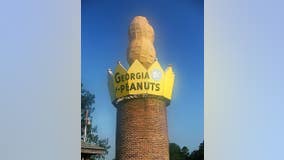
[108,16,175,160]
[127,16,156,68]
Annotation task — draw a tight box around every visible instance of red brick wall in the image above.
[116,97,169,160]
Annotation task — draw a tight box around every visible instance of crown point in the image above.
[107,68,113,75]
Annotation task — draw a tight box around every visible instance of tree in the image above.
[189,141,204,160]
[169,143,190,160]
[169,141,204,160]
[81,84,110,160]
[169,143,183,160]
[181,146,190,160]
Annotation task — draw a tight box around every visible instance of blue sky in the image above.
[82,0,203,158]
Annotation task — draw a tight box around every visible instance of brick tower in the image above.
[107,16,175,160]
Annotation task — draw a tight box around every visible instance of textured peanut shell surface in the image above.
[127,16,156,68]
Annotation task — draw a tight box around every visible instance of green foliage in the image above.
[169,143,187,160]
[181,146,190,160]
[169,141,204,160]
[81,84,110,160]
[188,141,204,160]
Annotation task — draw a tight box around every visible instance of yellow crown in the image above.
[107,59,174,103]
